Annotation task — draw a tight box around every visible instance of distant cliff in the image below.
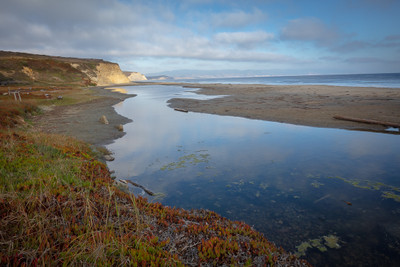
[0,51,130,86]
[124,71,147,81]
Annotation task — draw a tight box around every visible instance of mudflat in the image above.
[167,83,400,132]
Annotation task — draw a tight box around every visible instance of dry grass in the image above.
[0,98,39,127]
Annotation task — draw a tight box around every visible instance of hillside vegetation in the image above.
[0,51,129,86]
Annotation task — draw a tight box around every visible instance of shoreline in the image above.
[33,82,400,149]
[163,82,400,133]
[33,85,136,147]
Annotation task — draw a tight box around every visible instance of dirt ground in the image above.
[166,83,400,133]
[33,86,134,146]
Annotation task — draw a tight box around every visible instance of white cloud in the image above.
[0,0,290,66]
[280,17,339,46]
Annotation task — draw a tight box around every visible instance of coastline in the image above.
[21,83,398,265]
[33,85,136,147]
[164,82,400,132]
[34,82,400,144]
[18,84,312,265]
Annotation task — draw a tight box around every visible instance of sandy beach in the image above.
[166,83,400,132]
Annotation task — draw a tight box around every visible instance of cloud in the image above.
[0,0,291,65]
[344,57,395,64]
[210,9,267,28]
[280,17,339,46]
[331,41,371,53]
[330,34,400,53]
[376,34,400,48]
[213,31,274,48]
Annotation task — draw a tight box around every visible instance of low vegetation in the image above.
[0,84,310,266]
[0,51,100,86]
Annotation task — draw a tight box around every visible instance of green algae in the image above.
[311,181,324,188]
[328,176,400,203]
[160,152,210,171]
[323,235,341,249]
[295,242,312,257]
[382,191,400,202]
[295,234,341,257]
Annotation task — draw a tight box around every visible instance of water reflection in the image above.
[107,85,400,266]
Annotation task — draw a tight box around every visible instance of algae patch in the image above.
[295,234,341,257]
[160,152,210,171]
[311,181,324,188]
[382,191,400,202]
[323,235,341,249]
[328,176,400,203]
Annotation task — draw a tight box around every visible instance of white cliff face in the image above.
[126,72,147,81]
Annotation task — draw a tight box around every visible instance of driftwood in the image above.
[174,108,188,113]
[121,179,155,196]
[333,115,400,128]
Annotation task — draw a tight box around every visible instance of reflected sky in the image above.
[107,85,400,266]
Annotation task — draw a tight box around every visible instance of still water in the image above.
[107,85,400,266]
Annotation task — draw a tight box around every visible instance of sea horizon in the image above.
[152,72,400,88]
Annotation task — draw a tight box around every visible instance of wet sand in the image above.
[166,83,400,132]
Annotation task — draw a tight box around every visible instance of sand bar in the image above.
[165,83,400,132]
[34,83,400,146]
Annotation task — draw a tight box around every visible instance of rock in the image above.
[116,124,123,131]
[99,115,109,124]
[104,155,115,161]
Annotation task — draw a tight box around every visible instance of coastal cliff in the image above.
[124,71,147,81]
[92,62,130,85]
[0,51,129,86]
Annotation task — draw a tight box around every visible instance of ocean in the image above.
[172,73,400,88]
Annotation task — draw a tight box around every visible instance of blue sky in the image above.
[1,0,399,77]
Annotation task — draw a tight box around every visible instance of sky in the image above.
[1,0,400,77]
